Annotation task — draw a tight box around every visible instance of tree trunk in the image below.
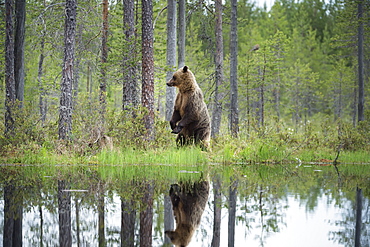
[121,197,136,247]
[58,180,72,247]
[334,73,343,121]
[273,80,281,122]
[178,0,185,68]
[229,0,238,137]
[3,184,15,247]
[354,187,362,247]
[5,0,16,138]
[14,0,25,106]
[164,195,174,246]
[38,204,44,247]
[246,56,251,134]
[59,0,77,140]
[140,182,154,247]
[165,0,177,121]
[100,0,108,126]
[357,0,364,122]
[98,189,106,247]
[75,198,80,247]
[13,201,23,247]
[141,0,155,141]
[3,183,23,247]
[259,84,265,127]
[38,29,47,124]
[228,178,238,247]
[293,74,300,131]
[212,0,224,138]
[123,0,139,112]
[211,176,221,247]
[272,48,282,124]
[352,83,357,127]
[258,55,266,128]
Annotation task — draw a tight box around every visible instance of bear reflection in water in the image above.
[165,179,210,247]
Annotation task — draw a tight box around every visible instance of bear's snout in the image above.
[167,81,174,87]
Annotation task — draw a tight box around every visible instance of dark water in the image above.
[0,164,369,246]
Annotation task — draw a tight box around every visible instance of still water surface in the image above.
[0,164,369,246]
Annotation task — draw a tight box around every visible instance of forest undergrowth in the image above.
[0,105,369,166]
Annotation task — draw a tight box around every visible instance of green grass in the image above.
[93,146,208,165]
[5,146,87,165]
[338,150,370,164]
[1,118,369,166]
[1,145,209,166]
[2,141,369,166]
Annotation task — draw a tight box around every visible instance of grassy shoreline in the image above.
[1,119,369,166]
[1,144,369,166]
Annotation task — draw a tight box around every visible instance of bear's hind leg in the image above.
[194,129,210,151]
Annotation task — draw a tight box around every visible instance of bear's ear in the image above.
[183,66,188,73]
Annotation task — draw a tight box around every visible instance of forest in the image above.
[0,0,369,163]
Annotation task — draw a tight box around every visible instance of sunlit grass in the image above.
[1,144,208,166]
[2,141,369,166]
[339,151,370,164]
[92,146,208,165]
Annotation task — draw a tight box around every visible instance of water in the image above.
[0,164,369,246]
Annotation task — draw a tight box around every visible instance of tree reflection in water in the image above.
[211,175,221,247]
[121,181,136,247]
[3,181,23,247]
[0,165,369,246]
[58,180,71,247]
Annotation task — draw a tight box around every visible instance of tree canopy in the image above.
[0,0,368,151]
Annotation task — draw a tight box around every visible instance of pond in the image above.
[0,163,369,247]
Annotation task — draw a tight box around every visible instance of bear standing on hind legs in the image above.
[167,66,211,150]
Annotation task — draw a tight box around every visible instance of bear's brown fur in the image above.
[165,180,210,247]
[167,66,211,150]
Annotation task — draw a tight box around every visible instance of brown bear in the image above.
[165,179,210,247]
[167,66,211,150]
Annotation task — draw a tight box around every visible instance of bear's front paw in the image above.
[171,126,183,134]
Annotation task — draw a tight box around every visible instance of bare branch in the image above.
[153,6,167,30]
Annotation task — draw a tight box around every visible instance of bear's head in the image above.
[167,66,196,92]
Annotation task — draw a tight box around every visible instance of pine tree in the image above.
[59,0,77,140]
[5,0,16,138]
[230,0,239,137]
[123,0,139,112]
[14,0,25,106]
[100,0,109,126]
[142,0,155,141]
